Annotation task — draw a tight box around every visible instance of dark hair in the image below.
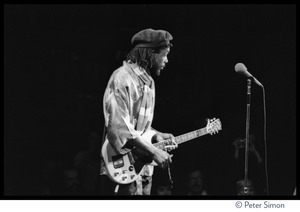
[126,44,170,73]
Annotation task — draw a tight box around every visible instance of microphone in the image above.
[235,63,263,87]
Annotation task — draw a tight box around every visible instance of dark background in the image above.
[4,4,296,197]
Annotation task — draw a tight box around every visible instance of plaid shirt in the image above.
[101,61,157,176]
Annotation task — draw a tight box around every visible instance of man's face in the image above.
[151,47,170,76]
[187,170,204,193]
[156,185,172,195]
[64,169,80,192]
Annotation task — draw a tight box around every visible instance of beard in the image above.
[155,69,161,76]
[150,64,163,76]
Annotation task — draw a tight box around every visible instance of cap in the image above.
[131,28,173,48]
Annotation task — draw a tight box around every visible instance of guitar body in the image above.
[102,118,222,184]
[101,138,153,184]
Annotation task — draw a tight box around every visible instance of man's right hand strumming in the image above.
[127,136,173,169]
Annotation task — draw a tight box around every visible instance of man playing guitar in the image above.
[100,28,177,195]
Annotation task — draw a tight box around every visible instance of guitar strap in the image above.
[167,164,174,189]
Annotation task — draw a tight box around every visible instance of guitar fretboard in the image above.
[176,127,208,144]
[154,127,208,149]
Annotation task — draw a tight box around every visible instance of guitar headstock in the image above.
[206,118,222,135]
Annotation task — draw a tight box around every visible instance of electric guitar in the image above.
[101,118,222,184]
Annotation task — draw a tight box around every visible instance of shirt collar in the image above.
[124,61,153,87]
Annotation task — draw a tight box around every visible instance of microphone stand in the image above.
[243,79,252,195]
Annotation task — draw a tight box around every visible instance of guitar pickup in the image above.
[112,155,124,168]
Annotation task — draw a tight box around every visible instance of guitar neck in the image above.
[175,127,208,145]
[154,127,208,149]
